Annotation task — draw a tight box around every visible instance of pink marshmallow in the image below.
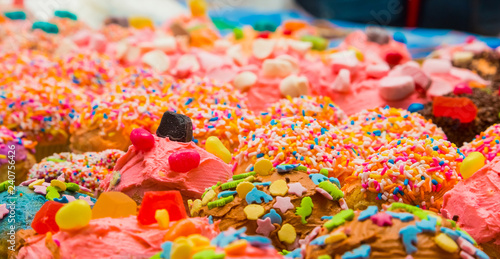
[378,75,415,101]
[422,59,452,74]
[400,65,431,92]
[427,77,454,97]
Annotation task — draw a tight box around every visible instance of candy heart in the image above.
[169,149,201,173]
[130,128,155,151]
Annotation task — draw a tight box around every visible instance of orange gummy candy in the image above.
[163,219,201,242]
[91,192,137,219]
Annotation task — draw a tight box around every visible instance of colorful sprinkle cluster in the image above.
[185,104,260,150]
[0,126,36,164]
[305,203,488,259]
[461,124,500,162]
[234,116,360,180]
[263,95,347,126]
[346,138,463,211]
[28,149,124,192]
[339,107,447,157]
[190,163,347,250]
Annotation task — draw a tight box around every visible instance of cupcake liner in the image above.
[34,142,70,162]
[0,154,36,185]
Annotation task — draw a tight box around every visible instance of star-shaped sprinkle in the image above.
[20,178,36,186]
[273,196,294,213]
[63,195,76,203]
[288,182,307,197]
[256,217,275,236]
[79,195,94,206]
[33,185,47,195]
[0,204,9,220]
[370,212,393,227]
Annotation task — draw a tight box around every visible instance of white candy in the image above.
[262,59,294,78]
[452,51,474,64]
[288,39,312,54]
[141,50,170,73]
[366,63,390,78]
[232,71,257,91]
[175,54,200,73]
[422,59,452,74]
[331,69,351,93]
[227,44,247,66]
[279,75,309,98]
[252,39,276,59]
[152,36,177,53]
[124,46,141,64]
[115,41,129,60]
[378,76,415,101]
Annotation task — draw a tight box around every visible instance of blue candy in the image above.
[476,249,490,259]
[263,209,282,225]
[284,248,302,258]
[440,227,459,241]
[341,244,371,259]
[393,31,407,44]
[415,216,437,233]
[329,177,341,189]
[321,216,333,220]
[276,164,298,173]
[386,211,415,222]
[399,225,422,254]
[407,103,424,113]
[246,188,273,204]
[160,241,172,259]
[53,196,69,204]
[358,206,378,221]
[241,235,272,247]
[310,235,328,246]
[309,174,329,185]
[218,190,237,199]
[211,227,246,247]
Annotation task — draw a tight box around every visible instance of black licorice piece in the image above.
[366,26,390,45]
[156,111,193,142]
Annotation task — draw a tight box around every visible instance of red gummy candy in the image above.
[432,96,477,123]
[385,52,403,66]
[257,32,271,39]
[31,201,65,234]
[453,83,473,95]
[168,149,200,173]
[137,191,187,225]
[130,128,155,151]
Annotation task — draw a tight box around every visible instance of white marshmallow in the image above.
[252,39,276,59]
[276,55,299,71]
[400,65,431,90]
[280,75,309,98]
[422,59,452,74]
[366,63,390,78]
[214,39,232,53]
[89,34,107,53]
[152,36,177,53]
[262,59,294,78]
[232,71,257,91]
[124,46,141,64]
[227,44,247,66]
[452,51,474,64]
[115,41,129,60]
[329,50,359,72]
[427,77,453,97]
[331,69,351,93]
[463,41,489,54]
[288,39,312,54]
[175,54,200,73]
[379,76,415,101]
[141,50,170,73]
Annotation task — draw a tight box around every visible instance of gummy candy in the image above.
[460,152,486,179]
[55,200,92,230]
[130,128,155,151]
[205,136,231,163]
[163,219,201,241]
[168,149,201,173]
[138,191,187,225]
[128,16,154,29]
[92,192,137,219]
[432,96,477,123]
[31,201,64,234]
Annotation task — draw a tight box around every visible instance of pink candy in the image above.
[453,83,473,95]
[168,149,201,173]
[130,128,155,151]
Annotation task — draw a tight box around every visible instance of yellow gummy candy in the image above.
[325,231,347,244]
[460,152,485,179]
[202,189,216,205]
[278,224,297,244]
[244,204,265,220]
[129,16,154,29]
[189,0,207,17]
[55,200,92,230]
[236,182,255,199]
[171,241,193,259]
[254,159,273,176]
[205,136,232,163]
[435,233,459,253]
[224,239,248,256]
[155,209,170,229]
[187,234,211,247]
[50,180,66,191]
[28,179,44,189]
[190,199,202,216]
[269,180,288,196]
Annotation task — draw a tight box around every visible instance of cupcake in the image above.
[441,156,500,259]
[460,124,500,162]
[154,227,284,259]
[28,149,124,194]
[343,138,463,212]
[338,107,446,158]
[0,126,36,185]
[100,111,233,206]
[303,203,489,259]
[190,162,347,250]
[0,182,96,257]
[233,116,360,182]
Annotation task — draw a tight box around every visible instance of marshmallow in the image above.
[214,39,232,53]
[280,75,309,98]
[72,30,91,46]
[450,67,489,85]
[400,65,431,92]
[89,34,107,53]
[175,54,200,73]
[232,71,257,91]
[252,39,276,59]
[152,36,177,53]
[141,50,170,73]
[422,59,452,74]
[366,63,390,78]
[288,39,312,54]
[331,69,351,93]
[427,77,453,97]
[115,41,129,60]
[227,44,247,66]
[262,58,294,78]
[124,46,141,64]
[452,51,474,64]
[379,76,415,101]
[329,50,359,72]
[276,55,299,71]
[463,41,489,54]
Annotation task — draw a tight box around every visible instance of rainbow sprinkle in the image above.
[461,124,500,162]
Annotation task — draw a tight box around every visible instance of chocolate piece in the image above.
[170,22,190,38]
[104,17,129,27]
[156,111,193,142]
[366,26,390,45]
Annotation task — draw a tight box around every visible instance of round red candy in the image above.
[130,128,155,151]
[385,52,403,66]
[168,149,201,173]
[453,83,473,95]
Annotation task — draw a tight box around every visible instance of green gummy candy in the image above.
[148,252,161,259]
[319,168,329,177]
[193,249,225,259]
[318,255,332,259]
[65,182,80,192]
[301,35,328,51]
[4,11,26,20]
[233,28,244,40]
[46,191,60,201]
[296,165,308,172]
[32,21,59,34]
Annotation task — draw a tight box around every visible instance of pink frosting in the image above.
[441,157,500,246]
[18,217,218,258]
[101,136,232,200]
